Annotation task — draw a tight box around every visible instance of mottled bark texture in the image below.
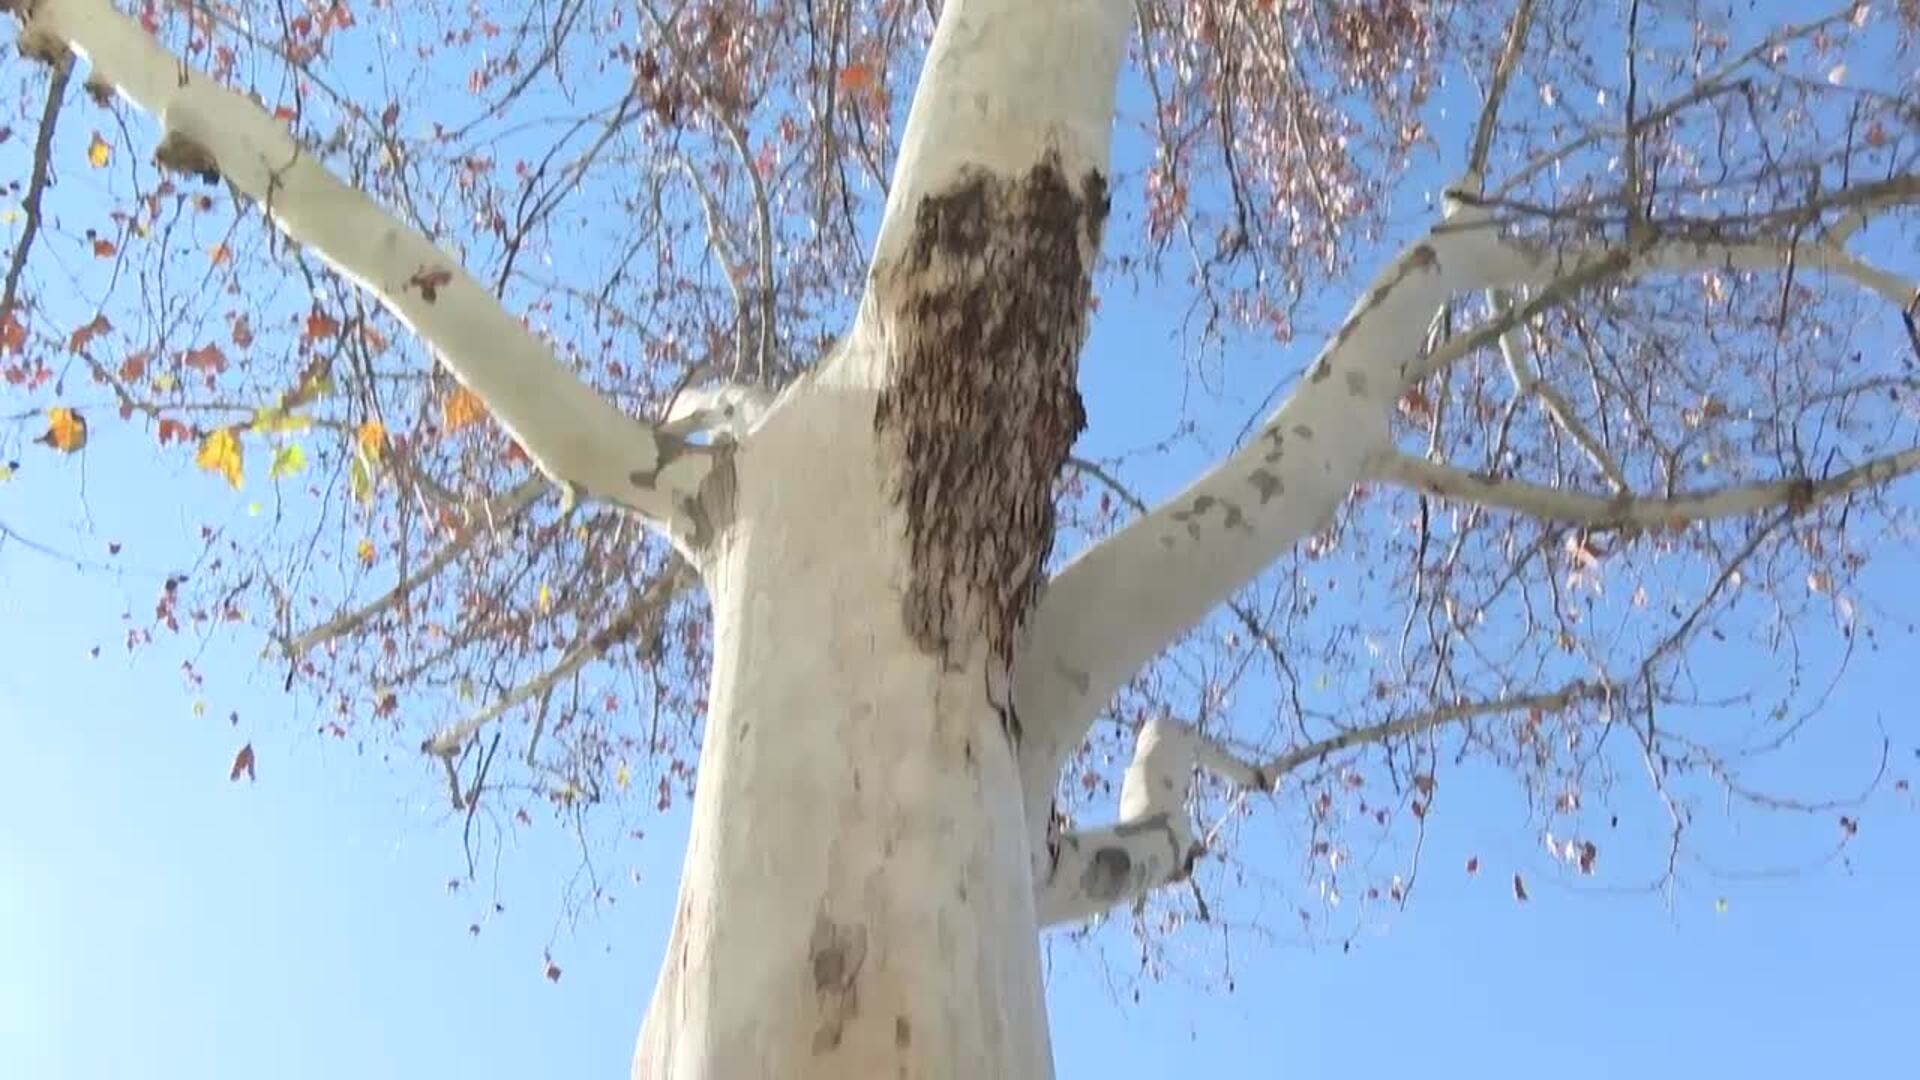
[872,152,1109,740]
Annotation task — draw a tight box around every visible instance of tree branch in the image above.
[1037,717,1201,928]
[1016,198,1531,801]
[1369,447,1920,530]
[277,479,549,658]
[1465,0,1537,177]
[1018,175,1918,813]
[420,556,696,757]
[18,0,721,541]
[0,48,69,326]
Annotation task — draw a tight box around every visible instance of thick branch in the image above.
[1018,180,1918,814]
[1370,448,1920,529]
[1409,230,1919,384]
[1037,718,1200,928]
[1015,201,1531,799]
[22,0,717,538]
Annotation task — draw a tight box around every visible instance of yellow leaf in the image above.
[538,581,552,613]
[349,454,375,504]
[195,427,245,490]
[356,537,376,566]
[251,406,313,435]
[0,207,19,224]
[355,418,386,462]
[39,406,88,452]
[87,131,111,168]
[614,761,632,791]
[442,385,487,432]
[269,443,307,479]
[0,463,12,482]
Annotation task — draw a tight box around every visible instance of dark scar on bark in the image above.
[809,914,868,1055]
[872,151,1109,743]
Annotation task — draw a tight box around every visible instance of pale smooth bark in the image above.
[633,377,1050,1078]
[1371,448,1920,529]
[1036,718,1202,927]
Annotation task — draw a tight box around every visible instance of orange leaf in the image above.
[229,742,257,782]
[356,537,376,566]
[208,243,230,265]
[442,386,487,432]
[86,131,111,168]
[304,309,341,341]
[91,238,117,258]
[67,313,112,353]
[837,62,876,92]
[182,343,228,374]
[38,407,88,452]
[119,351,148,381]
[195,427,245,489]
[355,417,387,460]
[0,312,25,352]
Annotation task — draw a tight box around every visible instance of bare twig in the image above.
[0,60,72,324]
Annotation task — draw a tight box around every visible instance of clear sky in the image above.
[4,2,1918,1078]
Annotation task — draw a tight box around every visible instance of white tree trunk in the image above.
[632,377,1051,1078]
[634,2,1131,1076]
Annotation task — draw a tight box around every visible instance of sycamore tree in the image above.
[4,0,1919,1075]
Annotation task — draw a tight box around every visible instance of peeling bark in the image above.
[873,152,1108,740]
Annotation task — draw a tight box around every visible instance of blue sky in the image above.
[3,531,1916,1079]
[5,2,1920,1078]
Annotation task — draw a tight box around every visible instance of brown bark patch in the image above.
[808,913,868,1055]
[872,151,1109,739]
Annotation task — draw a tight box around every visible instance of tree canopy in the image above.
[3,0,1918,967]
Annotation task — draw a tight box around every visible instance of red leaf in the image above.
[1465,856,1480,875]
[229,742,257,783]
[91,238,117,258]
[183,344,228,373]
[231,313,255,348]
[67,313,113,353]
[156,418,193,446]
[119,352,148,381]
